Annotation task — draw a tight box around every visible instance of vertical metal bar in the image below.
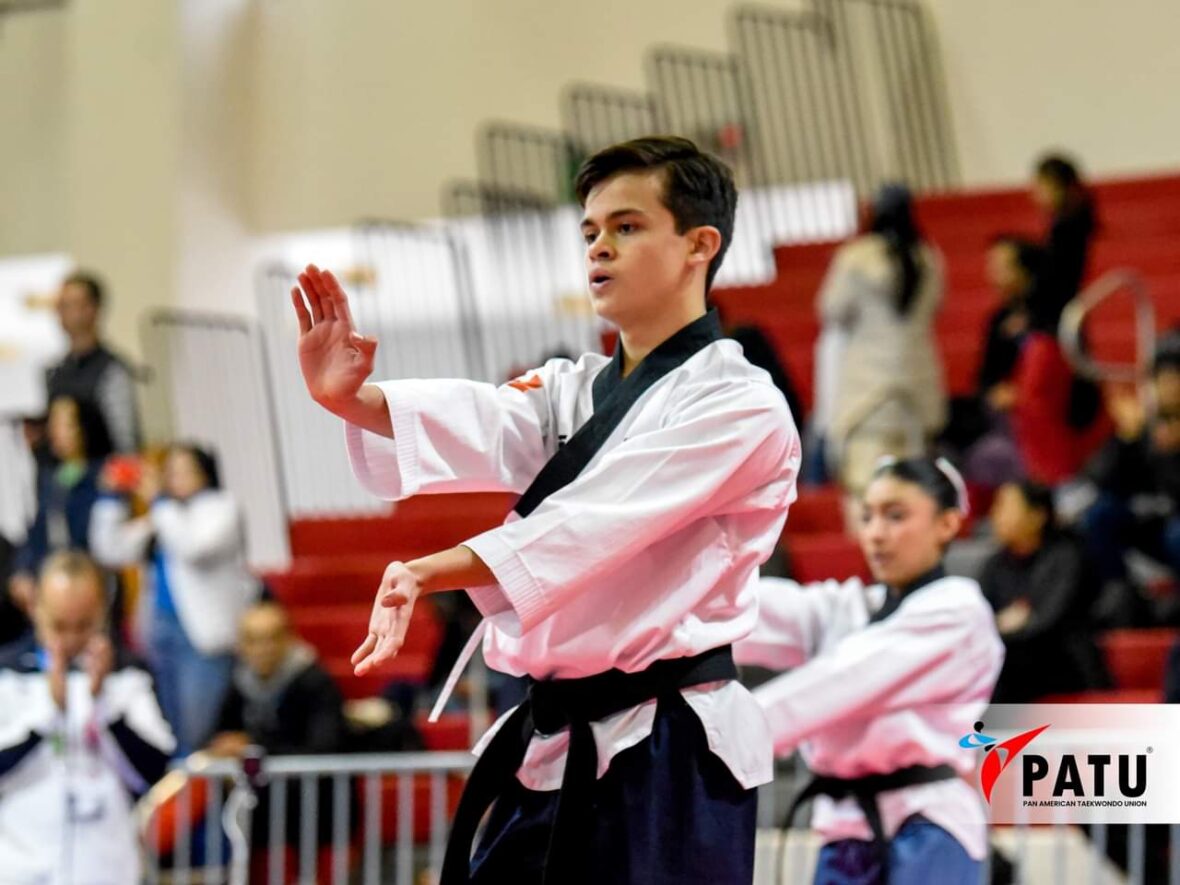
[830,0,877,193]
[206,775,225,873]
[903,6,938,190]
[1054,817,1067,885]
[145,812,161,885]
[364,774,382,885]
[176,778,192,885]
[1170,825,1180,885]
[300,775,318,885]
[1090,821,1107,885]
[430,772,448,874]
[1128,823,1146,885]
[906,5,952,186]
[268,773,286,885]
[332,774,350,885]
[396,774,415,885]
[900,7,938,189]
[869,1,905,184]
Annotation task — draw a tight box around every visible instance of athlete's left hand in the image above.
[352,561,421,676]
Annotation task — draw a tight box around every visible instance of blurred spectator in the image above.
[208,601,347,758]
[982,481,1107,702]
[954,236,1042,489]
[0,551,174,884]
[208,601,354,879]
[1009,299,1110,486]
[8,395,115,614]
[817,184,946,505]
[90,443,260,754]
[1030,153,1097,330]
[1079,354,1180,620]
[45,272,142,454]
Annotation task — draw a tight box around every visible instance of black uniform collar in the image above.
[592,309,722,410]
[869,564,946,624]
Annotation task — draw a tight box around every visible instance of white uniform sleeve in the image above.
[734,577,866,670]
[93,665,176,795]
[0,671,60,781]
[345,367,559,501]
[150,494,243,567]
[89,498,153,568]
[461,379,799,633]
[754,583,1004,756]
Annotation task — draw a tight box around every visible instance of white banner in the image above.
[960,704,1177,824]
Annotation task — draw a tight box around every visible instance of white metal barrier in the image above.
[140,310,291,571]
[142,751,474,885]
[142,749,1179,885]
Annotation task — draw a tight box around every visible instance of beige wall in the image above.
[0,12,68,256]
[1,0,1178,356]
[930,0,1180,188]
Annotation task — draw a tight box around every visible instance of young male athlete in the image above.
[291,137,800,884]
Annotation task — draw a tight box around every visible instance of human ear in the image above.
[686,226,722,267]
[936,509,962,546]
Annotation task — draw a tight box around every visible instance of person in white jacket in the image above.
[736,456,1004,885]
[89,444,259,754]
[0,550,175,885]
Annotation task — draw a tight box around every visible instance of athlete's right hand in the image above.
[291,264,378,409]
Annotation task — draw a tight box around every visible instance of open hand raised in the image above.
[291,265,378,408]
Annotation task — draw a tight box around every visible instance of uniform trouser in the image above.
[468,693,758,885]
[813,815,981,885]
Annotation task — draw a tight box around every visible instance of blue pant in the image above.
[149,606,233,756]
[814,816,980,885]
[468,693,757,885]
[1081,492,1180,583]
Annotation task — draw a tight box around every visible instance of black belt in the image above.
[440,645,737,885]
[783,763,958,846]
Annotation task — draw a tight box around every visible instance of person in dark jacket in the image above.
[209,601,347,758]
[1081,353,1180,590]
[1030,153,1097,330]
[206,601,352,858]
[982,481,1107,702]
[44,272,142,454]
[8,396,114,615]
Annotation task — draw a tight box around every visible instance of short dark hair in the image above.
[1010,480,1055,524]
[870,456,963,513]
[63,272,105,310]
[988,233,1044,278]
[170,442,221,490]
[1035,153,1083,190]
[573,136,737,292]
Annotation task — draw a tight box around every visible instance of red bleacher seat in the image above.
[1099,628,1179,691]
[785,532,869,583]
[787,486,845,534]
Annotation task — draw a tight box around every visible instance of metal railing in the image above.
[733,0,958,196]
[477,122,580,205]
[140,310,291,570]
[732,3,875,196]
[142,751,474,885]
[444,180,600,381]
[562,83,664,155]
[1060,269,1157,386]
[144,748,1175,885]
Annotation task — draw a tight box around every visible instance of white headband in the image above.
[873,455,971,517]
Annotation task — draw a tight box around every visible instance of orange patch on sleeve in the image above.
[507,374,544,393]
